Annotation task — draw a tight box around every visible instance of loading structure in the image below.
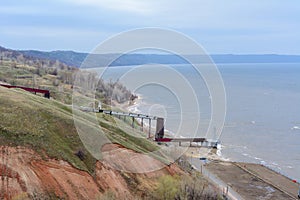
[94,108,219,148]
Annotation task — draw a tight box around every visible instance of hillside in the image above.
[0,86,179,199]
[0,85,164,170]
[0,46,134,104]
[0,45,162,171]
[0,46,222,199]
[0,82,222,199]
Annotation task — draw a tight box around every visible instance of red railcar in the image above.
[0,84,50,98]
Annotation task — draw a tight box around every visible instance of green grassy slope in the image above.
[0,87,160,174]
[0,47,164,174]
[0,86,96,172]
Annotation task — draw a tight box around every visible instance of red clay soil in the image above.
[0,145,183,200]
[101,143,178,174]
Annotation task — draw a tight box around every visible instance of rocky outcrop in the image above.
[0,145,183,199]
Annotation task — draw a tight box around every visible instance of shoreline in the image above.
[125,94,300,182]
[121,97,300,198]
[184,146,299,199]
[203,160,299,199]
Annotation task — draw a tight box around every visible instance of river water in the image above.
[101,63,300,181]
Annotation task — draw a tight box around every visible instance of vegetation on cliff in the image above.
[0,45,221,199]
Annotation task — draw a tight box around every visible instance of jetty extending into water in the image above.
[78,105,300,199]
[81,107,219,148]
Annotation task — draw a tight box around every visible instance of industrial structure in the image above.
[95,108,219,148]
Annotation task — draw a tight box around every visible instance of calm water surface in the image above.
[102,63,300,181]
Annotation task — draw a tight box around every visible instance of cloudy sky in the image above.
[1,0,300,54]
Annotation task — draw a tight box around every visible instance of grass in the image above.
[0,59,170,173]
[0,87,96,173]
[0,86,166,174]
[0,60,74,104]
[98,114,174,165]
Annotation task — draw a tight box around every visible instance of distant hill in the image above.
[0,46,72,69]
[0,46,134,104]
[1,45,300,67]
[211,54,300,64]
[20,49,87,67]
[21,49,300,67]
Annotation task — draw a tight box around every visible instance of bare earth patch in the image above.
[0,145,183,199]
[206,161,299,200]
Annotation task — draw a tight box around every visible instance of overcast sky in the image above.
[1,0,300,54]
